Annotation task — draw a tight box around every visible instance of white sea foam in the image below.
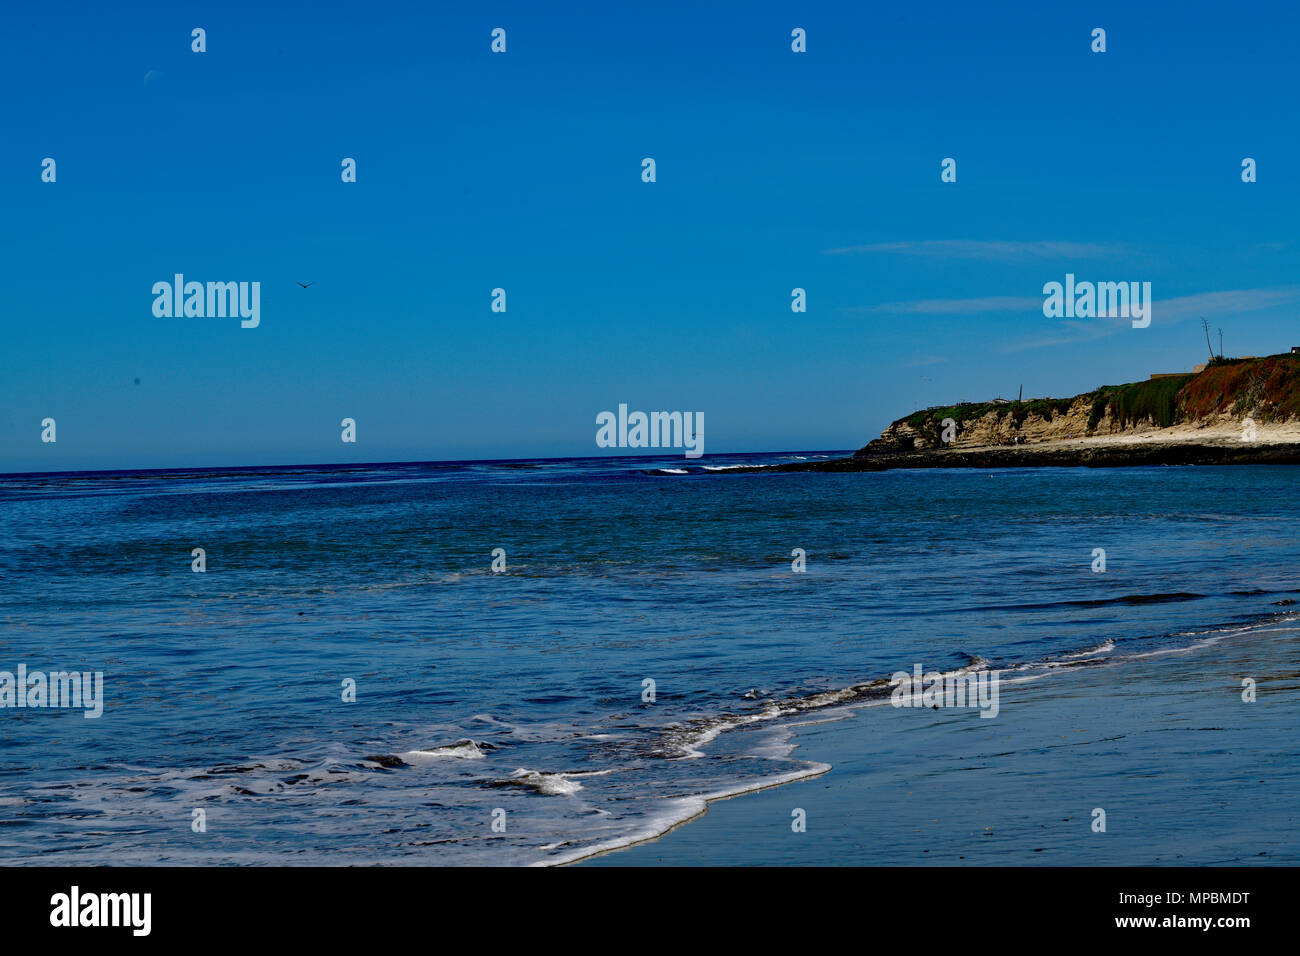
[508,769,584,795]
[1059,638,1116,659]
[404,740,488,760]
[537,762,831,866]
[504,767,615,795]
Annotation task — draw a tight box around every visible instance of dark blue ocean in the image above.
[1,453,1297,864]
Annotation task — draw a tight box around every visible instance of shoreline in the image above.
[560,613,1232,866]
[579,611,1300,866]
[729,433,1300,473]
[546,761,832,867]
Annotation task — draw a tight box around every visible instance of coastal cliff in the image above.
[860,352,1300,455]
[725,352,1300,474]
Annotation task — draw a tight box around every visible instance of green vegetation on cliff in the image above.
[901,396,1076,432]
[880,352,1300,449]
[1092,375,1192,428]
[1179,353,1300,420]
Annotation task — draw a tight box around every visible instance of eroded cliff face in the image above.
[863,353,1300,454]
[869,398,1156,451]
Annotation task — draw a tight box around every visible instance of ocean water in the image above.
[1,454,1297,865]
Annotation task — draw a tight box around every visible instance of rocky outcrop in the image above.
[729,440,1300,474]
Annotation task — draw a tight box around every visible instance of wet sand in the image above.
[581,620,1300,866]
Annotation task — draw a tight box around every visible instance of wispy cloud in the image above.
[853,295,1040,315]
[852,284,1300,354]
[998,286,1300,352]
[1000,322,1115,353]
[1154,287,1300,322]
[824,240,1125,260]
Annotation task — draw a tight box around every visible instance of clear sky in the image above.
[3,0,1298,472]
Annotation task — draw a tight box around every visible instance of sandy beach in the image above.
[993,420,1300,451]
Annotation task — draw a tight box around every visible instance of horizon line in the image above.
[0,448,859,482]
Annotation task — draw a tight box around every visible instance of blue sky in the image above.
[3,0,1299,471]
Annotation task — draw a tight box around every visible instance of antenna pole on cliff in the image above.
[1018,384,1022,403]
[1202,317,1214,361]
